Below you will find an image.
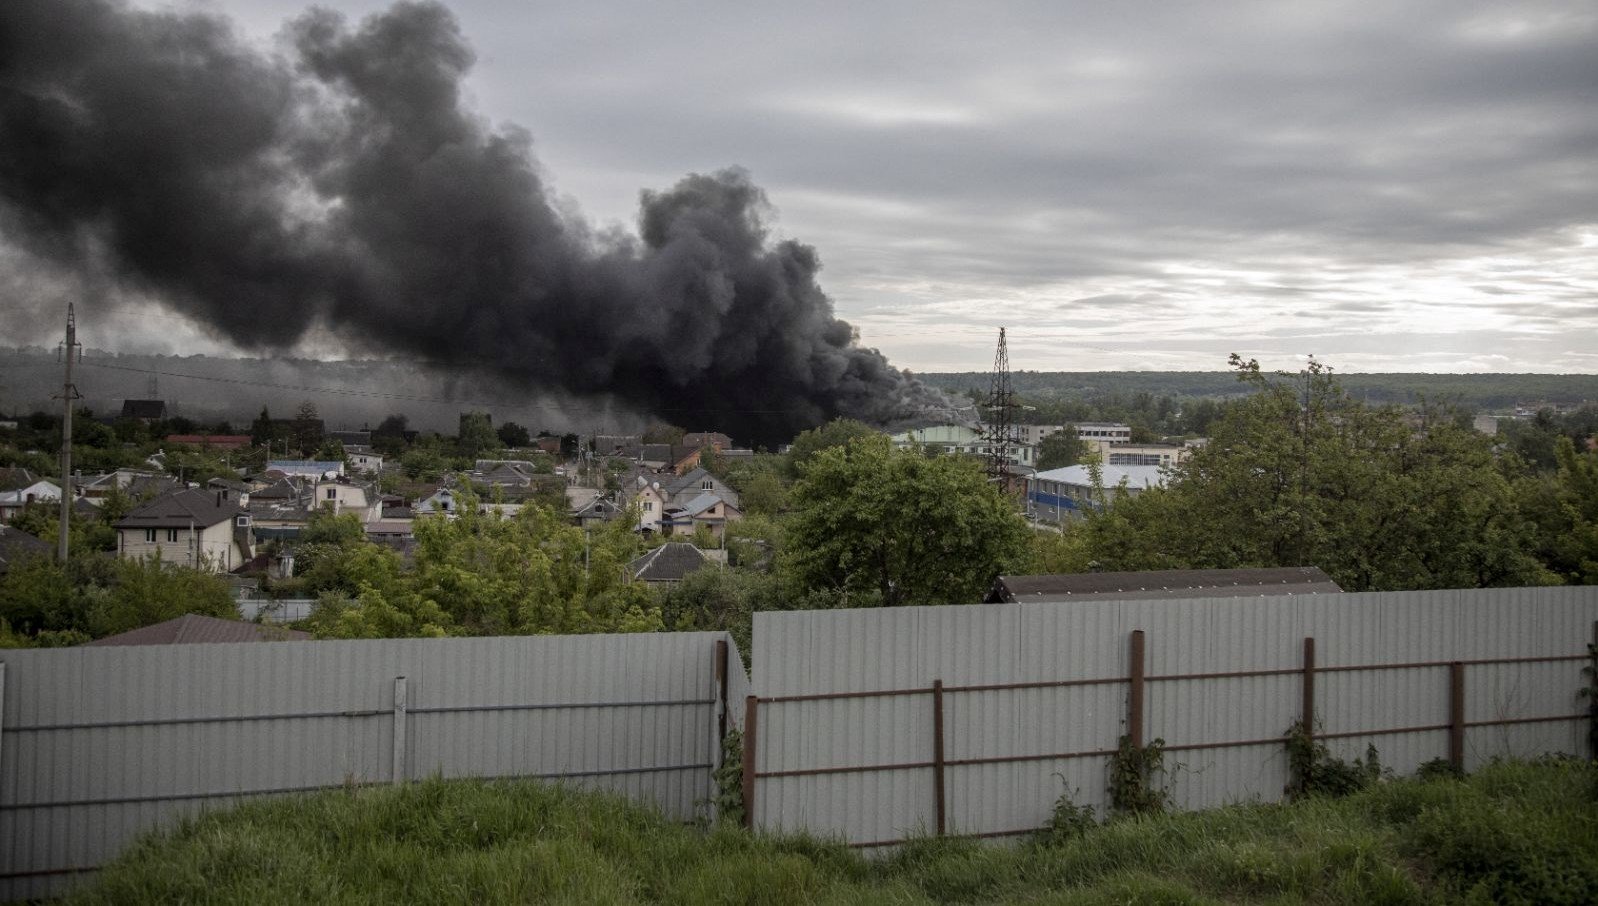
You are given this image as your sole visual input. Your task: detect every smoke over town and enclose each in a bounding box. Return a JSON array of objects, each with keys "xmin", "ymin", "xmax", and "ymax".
[{"xmin": 0, "ymin": 0, "xmax": 943, "ymax": 445}]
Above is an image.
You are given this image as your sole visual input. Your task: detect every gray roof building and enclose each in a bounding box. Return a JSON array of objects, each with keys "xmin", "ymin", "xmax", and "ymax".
[
  {"xmin": 626, "ymin": 542, "xmax": 715, "ymax": 583},
  {"xmin": 0, "ymin": 524, "xmax": 50, "ymax": 574},
  {"xmin": 83, "ymin": 614, "xmax": 309, "ymax": 646},
  {"xmin": 986, "ymin": 567, "xmax": 1344, "ymax": 604}
]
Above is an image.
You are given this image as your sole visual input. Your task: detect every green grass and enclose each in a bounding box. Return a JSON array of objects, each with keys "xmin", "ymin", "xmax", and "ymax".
[{"xmin": 73, "ymin": 759, "xmax": 1598, "ymax": 905}]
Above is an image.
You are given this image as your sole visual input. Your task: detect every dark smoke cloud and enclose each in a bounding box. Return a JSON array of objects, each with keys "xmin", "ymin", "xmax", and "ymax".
[{"xmin": 0, "ymin": 0, "xmax": 942, "ymax": 446}]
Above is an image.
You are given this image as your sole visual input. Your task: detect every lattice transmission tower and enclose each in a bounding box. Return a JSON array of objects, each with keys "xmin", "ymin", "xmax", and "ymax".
[{"xmin": 983, "ymin": 327, "xmax": 1017, "ymax": 482}]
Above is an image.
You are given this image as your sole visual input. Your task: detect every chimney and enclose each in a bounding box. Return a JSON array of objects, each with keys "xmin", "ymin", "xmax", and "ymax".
[{"xmin": 215, "ymin": 491, "xmax": 222, "ymax": 506}]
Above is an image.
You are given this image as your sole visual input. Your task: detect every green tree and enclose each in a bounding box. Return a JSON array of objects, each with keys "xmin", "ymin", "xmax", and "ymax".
[
  {"xmin": 291, "ymin": 401, "xmax": 323, "ymax": 455},
  {"xmin": 781, "ymin": 435, "xmax": 1030, "ymax": 607},
  {"xmin": 1067, "ymin": 357, "xmax": 1554, "ymax": 591},
  {"xmin": 1037, "ymin": 428, "xmax": 1091, "ymax": 471},
  {"xmin": 89, "ymin": 552, "xmax": 237, "ymax": 637},
  {"xmin": 456, "ymin": 411, "xmax": 500, "ymax": 460},
  {"xmin": 784, "ymin": 418, "xmax": 879, "ymax": 478},
  {"xmin": 496, "ymin": 421, "xmax": 531, "ymax": 448}
]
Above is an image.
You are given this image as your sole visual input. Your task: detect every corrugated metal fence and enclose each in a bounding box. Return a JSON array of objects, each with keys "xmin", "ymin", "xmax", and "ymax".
[
  {"xmin": 746, "ymin": 587, "xmax": 1598, "ymax": 846},
  {"xmin": 0, "ymin": 632, "xmax": 743, "ymax": 901}
]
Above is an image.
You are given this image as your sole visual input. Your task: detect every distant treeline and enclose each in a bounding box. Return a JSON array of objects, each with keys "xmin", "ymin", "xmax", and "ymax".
[{"xmin": 915, "ymin": 371, "xmax": 1598, "ymax": 412}]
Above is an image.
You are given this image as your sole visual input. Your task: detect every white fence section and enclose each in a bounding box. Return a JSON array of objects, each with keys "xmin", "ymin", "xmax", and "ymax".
[
  {"xmin": 0, "ymin": 631, "xmax": 744, "ymax": 901},
  {"xmin": 747, "ymin": 587, "xmax": 1598, "ymax": 846}
]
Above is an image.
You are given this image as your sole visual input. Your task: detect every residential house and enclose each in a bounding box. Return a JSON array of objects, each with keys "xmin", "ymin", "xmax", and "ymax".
[
  {"xmin": 628, "ymin": 478, "xmax": 671, "ymax": 533},
  {"xmin": 1026, "ymin": 463, "xmax": 1167, "ymax": 522},
  {"xmin": 115, "ymin": 488, "xmax": 253, "ymax": 572},
  {"xmin": 0, "ymin": 524, "xmax": 51, "ymax": 574},
  {"xmin": 312, "ymin": 476, "xmax": 381, "ymax": 521},
  {"xmin": 0, "ymin": 479, "xmax": 60, "ymax": 523},
  {"xmin": 415, "ymin": 487, "xmax": 461, "ymax": 516},
  {"xmin": 658, "ymin": 493, "xmax": 743, "ymax": 542},
  {"xmin": 625, "ymin": 542, "xmax": 716, "ymax": 584},
  {"xmin": 346, "ymin": 447, "xmax": 385, "ymax": 474},
  {"xmin": 661, "ymin": 467, "xmax": 741, "ymax": 510},
  {"xmin": 266, "ymin": 459, "xmax": 345, "ymax": 478},
  {"xmin": 572, "ymin": 495, "xmax": 623, "ymax": 528}
]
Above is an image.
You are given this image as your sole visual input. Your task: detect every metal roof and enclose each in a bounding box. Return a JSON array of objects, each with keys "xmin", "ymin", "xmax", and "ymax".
[
  {"xmin": 83, "ymin": 614, "xmax": 310, "ymax": 646},
  {"xmin": 0, "ymin": 524, "xmax": 51, "ymax": 573},
  {"xmin": 626, "ymin": 542, "xmax": 713, "ymax": 582},
  {"xmin": 114, "ymin": 488, "xmax": 244, "ymax": 529},
  {"xmin": 987, "ymin": 567, "xmax": 1344, "ymax": 603},
  {"xmin": 1029, "ymin": 463, "xmax": 1168, "ymax": 488}
]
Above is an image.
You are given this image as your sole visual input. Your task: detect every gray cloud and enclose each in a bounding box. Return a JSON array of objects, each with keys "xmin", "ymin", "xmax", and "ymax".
[{"xmin": 5, "ymin": 0, "xmax": 1596, "ymax": 378}]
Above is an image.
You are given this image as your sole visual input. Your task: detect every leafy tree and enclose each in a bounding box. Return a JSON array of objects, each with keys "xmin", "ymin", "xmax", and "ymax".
[
  {"xmin": 781, "ymin": 435, "xmax": 1030, "ymax": 607},
  {"xmin": 306, "ymin": 492, "xmax": 661, "ymax": 639},
  {"xmin": 642, "ymin": 423, "xmax": 686, "ymax": 446},
  {"xmin": 89, "ymin": 552, "xmax": 236, "ymax": 637},
  {"xmin": 291, "ymin": 401, "xmax": 322, "ymax": 455},
  {"xmin": 1066, "ymin": 357, "xmax": 1555, "ymax": 591},
  {"xmin": 656, "ymin": 567, "xmax": 778, "ymax": 653},
  {"xmin": 456, "ymin": 411, "xmax": 500, "ymax": 460},
  {"xmin": 496, "ymin": 421, "xmax": 531, "ymax": 448},
  {"xmin": 316, "ymin": 438, "xmax": 346, "ymax": 463},
  {"xmin": 0, "ymin": 551, "xmax": 233, "ymax": 641},
  {"xmin": 728, "ymin": 459, "xmax": 789, "ymax": 516},
  {"xmin": 1037, "ymin": 428, "xmax": 1091, "ymax": 471},
  {"xmin": 785, "ymin": 418, "xmax": 879, "ymax": 478},
  {"xmin": 372, "ymin": 413, "xmax": 410, "ymax": 456}
]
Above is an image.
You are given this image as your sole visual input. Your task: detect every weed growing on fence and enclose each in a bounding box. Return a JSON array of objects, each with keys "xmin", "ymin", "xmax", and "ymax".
[
  {"xmin": 1032, "ymin": 775, "xmax": 1097, "ymax": 846},
  {"xmin": 1583, "ymin": 637, "xmax": 1597, "ymax": 760},
  {"xmin": 1285, "ymin": 719, "xmax": 1385, "ymax": 799},
  {"xmin": 713, "ymin": 728, "xmax": 744, "ymax": 826},
  {"xmin": 1108, "ymin": 734, "xmax": 1169, "ymax": 816}
]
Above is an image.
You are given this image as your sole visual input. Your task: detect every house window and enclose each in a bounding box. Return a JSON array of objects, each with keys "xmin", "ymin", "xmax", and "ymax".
[
  {"xmin": 701, "ymin": 479, "xmax": 713, "ymax": 490},
  {"xmin": 326, "ymin": 489, "xmax": 337, "ymax": 500},
  {"xmin": 144, "ymin": 529, "xmax": 156, "ymax": 543},
  {"xmin": 643, "ymin": 501, "xmax": 653, "ymax": 512},
  {"xmin": 166, "ymin": 528, "xmax": 178, "ymax": 543},
  {"xmin": 236, "ymin": 515, "xmax": 251, "ymax": 527}
]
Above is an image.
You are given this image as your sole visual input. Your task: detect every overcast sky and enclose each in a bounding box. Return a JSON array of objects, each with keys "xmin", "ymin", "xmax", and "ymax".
[{"xmin": 17, "ymin": 0, "xmax": 1598, "ymax": 374}]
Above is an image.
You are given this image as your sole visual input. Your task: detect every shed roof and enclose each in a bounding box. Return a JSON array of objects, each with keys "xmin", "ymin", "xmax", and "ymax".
[
  {"xmin": 626, "ymin": 542, "xmax": 713, "ymax": 583},
  {"xmin": 83, "ymin": 614, "xmax": 309, "ymax": 646},
  {"xmin": 987, "ymin": 567, "xmax": 1343, "ymax": 603},
  {"xmin": 0, "ymin": 524, "xmax": 51, "ymax": 574}
]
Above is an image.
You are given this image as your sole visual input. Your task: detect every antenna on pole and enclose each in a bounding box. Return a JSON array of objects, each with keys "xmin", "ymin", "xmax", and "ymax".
[
  {"xmin": 54, "ymin": 303, "xmax": 83, "ymax": 563},
  {"xmin": 982, "ymin": 327, "xmax": 1016, "ymax": 483}
]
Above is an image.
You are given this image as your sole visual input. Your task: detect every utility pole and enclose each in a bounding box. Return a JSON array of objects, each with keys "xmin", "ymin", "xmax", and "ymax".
[{"xmin": 55, "ymin": 303, "xmax": 82, "ymax": 563}]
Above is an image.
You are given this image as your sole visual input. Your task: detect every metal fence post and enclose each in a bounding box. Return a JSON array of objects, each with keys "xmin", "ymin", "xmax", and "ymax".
[
  {"xmin": 1449, "ymin": 662, "xmax": 1466, "ymax": 772},
  {"xmin": 741, "ymin": 695, "xmax": 759, "ymax": 830},
  {"xmin": 392, "ymin": 676, "xmax": 408, "ymax": 785},
  {"xmin": 1302, "ymin": 637, "xmax": 1316, "ymax": 738},
  {"xmin": 1129, "ymin": 630, "xmax": 1146, "ymax": 748},
  {"xmin": 932, "ymin": 679, "xmax": 947, "ymax": 836}
]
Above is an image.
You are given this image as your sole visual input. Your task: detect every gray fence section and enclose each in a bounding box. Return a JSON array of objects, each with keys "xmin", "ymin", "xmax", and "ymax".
[
  {"xmin": 748, "ymin": 587, "xmax": 1598, "ymax": 846},
  {"xmin": 0, "ymin": 632, "xmax": 736, "ymax": 901}
]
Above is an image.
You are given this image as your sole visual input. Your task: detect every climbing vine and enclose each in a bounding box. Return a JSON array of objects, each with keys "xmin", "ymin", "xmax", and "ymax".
[
  {"xmin": 1108, "ymin": 734, "xmax": 1169, "ymax": 816},
  {"xmin": 713, "ymin": 728, "xmax": 744, "ymax": 826},
  {"xmin": 1284, "ymin": 719, "xmax": 1384, "ymax": 799}
]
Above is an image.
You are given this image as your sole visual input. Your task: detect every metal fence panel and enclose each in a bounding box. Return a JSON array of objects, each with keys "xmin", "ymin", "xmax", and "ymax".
[
  {"xmin": 750, "ymin": 587, "xmax": 1598, "ymax": 846},
  {"xmin": 0, "ymin": 631, "xmax": 736, "ymax": 901}
]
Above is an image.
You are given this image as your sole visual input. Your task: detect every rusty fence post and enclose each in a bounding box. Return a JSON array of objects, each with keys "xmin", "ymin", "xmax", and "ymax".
[
  {"xmin": 741, "ymin": 695, "xmax": 759, "ymax": 830},
  {"xmin": 1129, "ymin": 630, "xmax": 1146, "ymax": 748},
  {"xmin": 1449, "ymin": 662, "xmax": 1466, "ymax": 772},
  {"xmin": 1302, "ymin": 637, "xmax": 1316, "ymax": 737},
  {"xmin": 932, "ymin": 679, "xmax": 947, "ymax": 836},
  {"xmin": 714, "ymin": 639, "xmax": 729, "ymax": 741}
]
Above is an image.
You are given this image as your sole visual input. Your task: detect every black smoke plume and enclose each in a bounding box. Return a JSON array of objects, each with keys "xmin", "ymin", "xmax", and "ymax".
[{"xmin": 0, "ymin": 0, "xmax": 943, "ymax": 446}]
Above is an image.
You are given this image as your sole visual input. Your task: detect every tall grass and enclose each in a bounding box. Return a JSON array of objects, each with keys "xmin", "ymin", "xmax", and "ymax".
[{"xmin": 72, "ymin": 759, "xmax": 1597, "ymax": 905}]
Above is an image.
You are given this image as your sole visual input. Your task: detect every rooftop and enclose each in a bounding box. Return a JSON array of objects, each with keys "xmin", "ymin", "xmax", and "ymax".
[{"xmin": 986, "ymin": 567, "xmax": 1344, "ymax": 603}]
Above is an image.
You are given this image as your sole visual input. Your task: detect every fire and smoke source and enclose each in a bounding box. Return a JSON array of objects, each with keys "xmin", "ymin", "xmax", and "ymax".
[{"xmin": 0, "ymin": 0, "xmax": 943, "ymax": 446}]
